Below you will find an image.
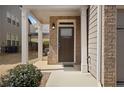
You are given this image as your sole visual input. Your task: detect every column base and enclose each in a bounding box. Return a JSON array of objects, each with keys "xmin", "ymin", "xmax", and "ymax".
[
  {"xmin": 81, "ymin": 65, "xmax": 88, "ymax": 73},
  {"xmin": 38, "ymin": 55, "xmax": 42, "ymax": 61}
]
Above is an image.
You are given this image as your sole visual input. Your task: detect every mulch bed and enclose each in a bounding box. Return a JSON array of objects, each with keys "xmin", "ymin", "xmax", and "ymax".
[{"xmin": 40, "ymin": 72, "xmax": 51, "ymax": 87}]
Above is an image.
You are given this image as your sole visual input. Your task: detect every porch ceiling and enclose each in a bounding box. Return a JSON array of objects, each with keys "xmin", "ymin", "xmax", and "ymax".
[{"xmin": 24, "ymin": 5, "xmax": 82, "ymax": 24}]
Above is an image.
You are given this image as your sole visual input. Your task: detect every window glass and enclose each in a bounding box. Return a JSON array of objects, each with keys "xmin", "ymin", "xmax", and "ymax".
[{"xmin": 60, "ymin": 28, "xmax": 72, "ymax": 37}]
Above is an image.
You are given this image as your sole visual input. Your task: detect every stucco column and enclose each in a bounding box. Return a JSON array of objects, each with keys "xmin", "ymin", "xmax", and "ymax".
[
  {"xmin": 21, "ymin": 8, "xmax": 29, "ymax": 64},
  {"xmin": 38, "ymin": 24, "xmax": 43, "ymax": 61},
  {"xmin": 81, "ymin": 6, "xmax": 88, "ymax": 72}
]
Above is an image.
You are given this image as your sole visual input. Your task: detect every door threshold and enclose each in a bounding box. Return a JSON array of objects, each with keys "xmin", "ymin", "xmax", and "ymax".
[
  {"xmin": 63, "ymin": 64, "xmax": 74, "ymax": 67},
  {"xmin": 60, "ymin": 62, "xmax": 74, "ymax": 67},
  {"xmin": 59, "ymin": 62, "xmax": 74, "ymax": 65}
]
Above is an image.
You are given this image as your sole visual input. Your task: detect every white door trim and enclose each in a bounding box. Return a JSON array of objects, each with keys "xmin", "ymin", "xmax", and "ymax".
[
  {"xmin": 97, "ymin": 5, "xmax": 102, "ymax": 82},
  {"xmin": 57, "ymin": 19, "xmax": 76, "ymax": 63}
]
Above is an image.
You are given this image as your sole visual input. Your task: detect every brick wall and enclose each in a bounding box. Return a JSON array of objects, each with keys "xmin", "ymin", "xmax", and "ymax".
[
  {"xmin": 48, "ymin": 16, "xmax": 81, "ymax": 64},
  {"xmin": 102, "ymin": 5, "xmax": 117, "ymax": 87}
]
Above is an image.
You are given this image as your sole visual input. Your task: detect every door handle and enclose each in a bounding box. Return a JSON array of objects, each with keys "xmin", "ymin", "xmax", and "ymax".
[{"xmin": 87, "ymin": 56, "xmax": 91, "ymax": 64}]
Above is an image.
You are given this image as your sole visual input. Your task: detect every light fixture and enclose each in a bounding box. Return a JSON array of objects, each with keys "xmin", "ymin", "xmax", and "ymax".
[
  {"xmin": 18, "ymin": 5, "xmax": 23, "ymax": 10},
  {"xmin": 52, "ymin": 23, "xmax": 55, "ymax": 30}
]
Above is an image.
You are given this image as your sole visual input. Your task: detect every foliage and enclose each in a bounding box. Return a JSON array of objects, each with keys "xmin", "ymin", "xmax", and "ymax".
[
  {"xmin": 43, "ymin": 39, "xmax": 49, "ymax": 49},
  {"xmin": 0, "ymin": 64, "xmax": 43, "ymax": 87}
]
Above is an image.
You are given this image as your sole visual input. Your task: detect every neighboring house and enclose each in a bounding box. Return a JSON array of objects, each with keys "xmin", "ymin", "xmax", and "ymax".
[
  {"xmin": 0, "ymin": 6, "xmax": 21, "ymax": 52},
  {"xmin": 1, "ymin": 5, "xmax": 124, "ymax": 87}
]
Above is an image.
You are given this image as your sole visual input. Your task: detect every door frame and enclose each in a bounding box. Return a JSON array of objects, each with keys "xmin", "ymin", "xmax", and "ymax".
[{"xmin": 57, "ymin": 19, "xmax": 76, "ymax": 63}]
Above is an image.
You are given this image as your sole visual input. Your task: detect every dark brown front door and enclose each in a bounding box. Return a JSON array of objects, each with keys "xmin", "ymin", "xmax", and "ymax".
[{"xmin": 58, "ymin": 27, "xmax": 74, "ymax": 62}]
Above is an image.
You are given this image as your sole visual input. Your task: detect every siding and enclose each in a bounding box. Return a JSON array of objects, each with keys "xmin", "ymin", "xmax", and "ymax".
[{"xmin": 88, "ymin": 5, "xmax": 97, "ymax": 77}]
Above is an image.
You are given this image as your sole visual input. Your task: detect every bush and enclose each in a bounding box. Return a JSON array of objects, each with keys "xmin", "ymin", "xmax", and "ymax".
[
  {"xmin": 0, "ymin": 64, "xmax": 43, "ymax": 87},
  {"xmin": 43, "ymin": 40, "xmax": 49, "ymax": 49}
]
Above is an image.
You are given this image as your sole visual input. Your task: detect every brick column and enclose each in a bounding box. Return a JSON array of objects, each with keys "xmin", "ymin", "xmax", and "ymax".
[{"xmin": 102, "ymin": 5, "xmax": 117, "ymax": 87}]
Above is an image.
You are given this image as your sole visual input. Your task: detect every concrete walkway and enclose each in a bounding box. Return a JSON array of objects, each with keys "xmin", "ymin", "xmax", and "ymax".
[
  {"xmin": 46, "ymin": 71, "xmax": 100, "ymax": 87},
  {"xmin": 34, "ymin": 60, "xmax": 100, "ymax": 87}
]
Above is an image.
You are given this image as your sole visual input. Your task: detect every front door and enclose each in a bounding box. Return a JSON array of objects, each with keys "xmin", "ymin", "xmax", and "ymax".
[{"xmin": 58, "ymin": 27, "xmax": 74, "ymax": 62}]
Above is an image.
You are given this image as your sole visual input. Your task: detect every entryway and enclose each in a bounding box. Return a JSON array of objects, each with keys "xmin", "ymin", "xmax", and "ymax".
[
  {"xmin": 58, "ymin": 27, "xmax": 74, "ymax": 63},
  {"xmin": 57, "ymin": 20, "xmax": 76, "ymax": 66}
]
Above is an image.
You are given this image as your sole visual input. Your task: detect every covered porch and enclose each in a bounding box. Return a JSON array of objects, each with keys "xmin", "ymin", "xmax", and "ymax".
[{"xmin": 0, "ymin": 5, "xmax": 101, "ymax": 86}]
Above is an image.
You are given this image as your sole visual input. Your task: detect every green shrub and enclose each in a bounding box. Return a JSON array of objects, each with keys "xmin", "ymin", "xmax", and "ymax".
[
  {"xmin": 43, "ymin": 40, "xmax": 49, "ymax": 49},
  {"xmin": 0, "ymin": 64, "xmax": 43, "ymax": 87}
]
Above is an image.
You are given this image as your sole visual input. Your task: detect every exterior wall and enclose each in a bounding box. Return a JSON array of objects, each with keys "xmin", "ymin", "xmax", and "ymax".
[
  {"xmin": 87, "ymin": 5, "xmax": 117, "ymax": 86},
  {"xmin": 88, "ymin": 5, "xmax": 97, "ymax": 78},
  {"xmin": 101, "ymin": 5, "xmax": 117, "ymax": 87},
  {"xmin": 0, "ymin": 6, "xmax": 21, "ymax": 49},
  {"xmin": 48, "ymin": 16, "xmax": 81, "ymax": 64}
]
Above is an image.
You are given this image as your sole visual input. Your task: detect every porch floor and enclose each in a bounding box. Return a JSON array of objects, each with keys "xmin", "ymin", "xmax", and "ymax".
[
  {"xmin": 46, "ymin": 71, "xmax": 99, "ymax": 87},
  {"xmin": 34, "ymin": 60, "xmax": 100, "ymax": 87}
]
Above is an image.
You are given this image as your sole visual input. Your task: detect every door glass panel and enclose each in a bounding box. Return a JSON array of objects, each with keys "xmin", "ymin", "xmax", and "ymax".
[{"xmin": 60, "ymin": 28, "xmax": 72, "ymax": 37}]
